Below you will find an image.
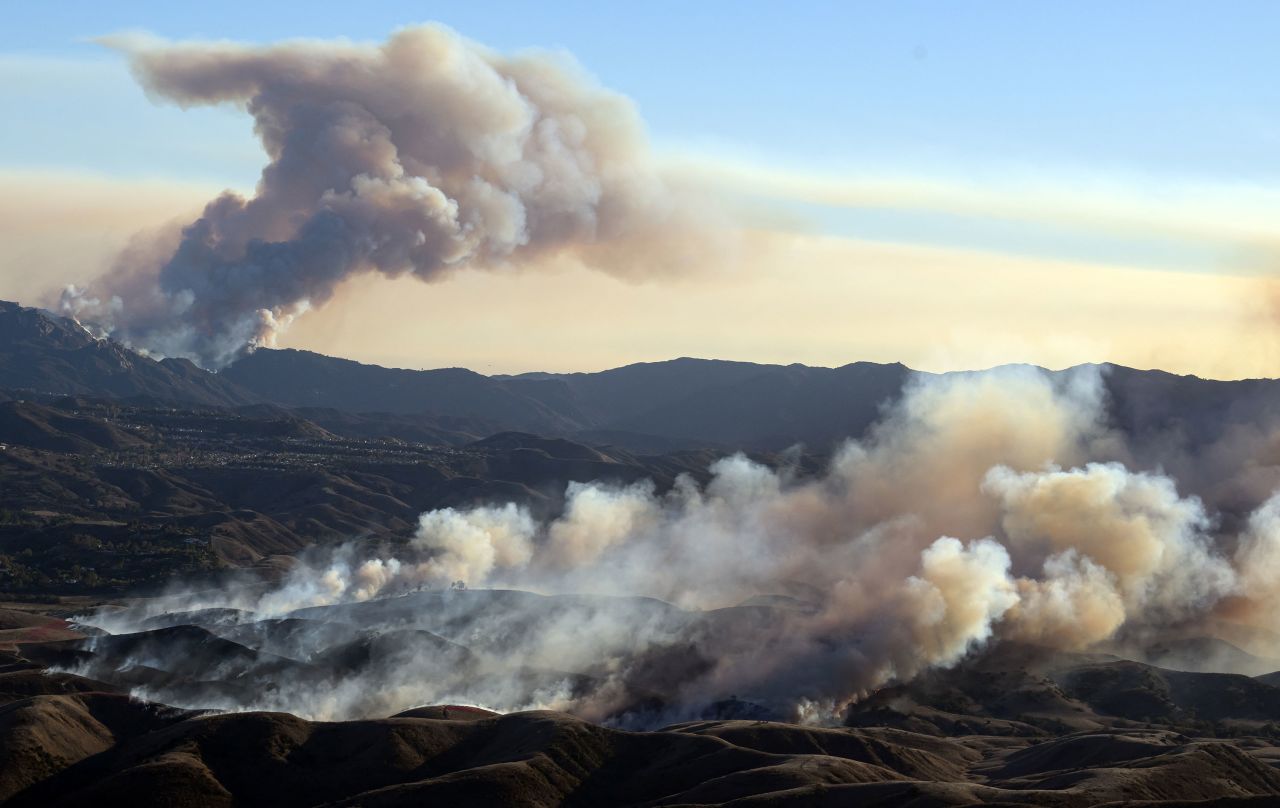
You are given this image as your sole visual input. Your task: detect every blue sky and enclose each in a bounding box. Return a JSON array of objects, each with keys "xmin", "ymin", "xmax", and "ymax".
[
  {"xmin": 6, "ymin": 1, "xmax": 1280, "ymax": 186},
  {"xmin": 2, "ymin": 2, "xmax": 1279, "ymax": 375}
]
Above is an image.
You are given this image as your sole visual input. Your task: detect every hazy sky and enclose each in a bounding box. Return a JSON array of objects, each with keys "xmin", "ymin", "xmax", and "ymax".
[{"xmin": 3, "ymin": 2, "xmax": 1280, "ymax": 376}]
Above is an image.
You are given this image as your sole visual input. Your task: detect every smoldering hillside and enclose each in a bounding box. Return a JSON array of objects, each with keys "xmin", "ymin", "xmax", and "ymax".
[
  {"xmin": 27, "ymin": 362, "xmax": 1280, "ymax": 730},
  {"xmin": 13, "ymin": 336, "xmax": 1280, "ymax": 806}
]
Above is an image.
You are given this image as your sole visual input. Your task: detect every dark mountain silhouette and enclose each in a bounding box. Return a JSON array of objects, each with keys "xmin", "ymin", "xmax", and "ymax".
[
  {"xmin": 220, "ymin": 348, "xmax": 583, "ymax": 434},
  {"xmin": 0, "ymin": 302, "xmax": 256, "ymax": 407},
  {"xmin": 215, "ymin": 349, "xmax": 1280, "ymax": 458},
  {"xmin": 223, "ymin": 349, "xmax": 914, "ymax": 451},
  {"xmin": 595, "ymin": 360, "xmax": 910, "ymax": 448},
  {"xmin": 9, "ymin": 298, "xmax": 1280, "ymax": 458}
]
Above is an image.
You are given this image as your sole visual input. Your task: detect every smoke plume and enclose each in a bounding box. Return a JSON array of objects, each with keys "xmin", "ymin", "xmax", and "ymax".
[
  {"xmin": 59, "ymin": 25, "xmax": 720, "ymax": 367},
  {"xmin": 77, "ymin": 366, "xmax": 1280, "ymax": 725}
]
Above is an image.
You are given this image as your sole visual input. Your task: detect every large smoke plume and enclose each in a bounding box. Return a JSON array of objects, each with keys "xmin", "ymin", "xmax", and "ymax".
[
  {"xmin": 60, "ymin": 25, "xmax": 719, "ymax": 367},
  {"xmin": 81, "ymin": 366, "xmax": 1280, "ymax": 725}
]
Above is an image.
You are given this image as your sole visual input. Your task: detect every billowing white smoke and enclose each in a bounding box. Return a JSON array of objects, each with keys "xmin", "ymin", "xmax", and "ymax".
[
  {"xmin": 90, "ymin": 365, "xmax": 1280, "ymax": 723},
  {"xmin": 60, "ymin": 25, "xmax": 722, "ymax": 367},
  {"xmin": 986, "ymin": 463, "xmax": 1236, "ymax": 636},
  {"xmin": 1222, "ymin": 493, "xmax": 1280, "ymax": 628},
  {"xmin": 415, "ymin": 502, "xmax": 537, "ymax": 584}
]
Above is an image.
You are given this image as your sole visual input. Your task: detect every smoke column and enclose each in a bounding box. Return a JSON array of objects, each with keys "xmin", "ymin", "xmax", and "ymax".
[
  {"xmin": 60, "ymin": 25, "xmax": 720, "ymax": 367},
  {"xmin": 81, "ymin": 366, "xmax": 1280, "ymax": 724}
]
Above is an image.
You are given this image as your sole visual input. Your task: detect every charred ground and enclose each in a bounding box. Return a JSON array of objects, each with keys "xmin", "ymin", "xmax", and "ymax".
[{"xmin": 10, "ymin": 603, "xmax": 1280, "ymax": 806}]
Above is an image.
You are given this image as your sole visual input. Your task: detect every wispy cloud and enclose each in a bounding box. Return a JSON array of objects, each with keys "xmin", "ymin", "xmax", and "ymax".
[
  {"xmin": 675, "ymin": 155, "xmax": 1280, "ymax": 269},
  {"xmin": 0, "ymin": 166, "xmax": 1272, "ymax": 380}
]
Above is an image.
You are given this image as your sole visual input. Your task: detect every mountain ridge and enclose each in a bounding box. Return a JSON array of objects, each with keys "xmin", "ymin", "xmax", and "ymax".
[
  {"xmin": 0, "ymin": 301, "xmax": 257, "ymax": 408},
  {"xmin": 7, "ymin": 299, "xmax": 1280, "ymax": 456}
]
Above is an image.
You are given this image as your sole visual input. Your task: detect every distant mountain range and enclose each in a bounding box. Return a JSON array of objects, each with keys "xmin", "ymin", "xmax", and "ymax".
[
  {"xmin": 219, "ymin": 347, "xmax": 913, "ymax": 451},
  {"xmin": 4, "ymin": 299, "xmax": 1280, "ymax": 455},
  {"xmin": 11, "ymin": 303, "xmax": 1280, "ymax": 806}
]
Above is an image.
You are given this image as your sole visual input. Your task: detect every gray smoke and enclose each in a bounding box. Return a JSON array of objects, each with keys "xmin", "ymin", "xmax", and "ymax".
[
  {"xmin": 59, "ymin": 25, "xmax": 721, "ymax": 367},
  {"xmin": 76, "ymin": 366, "xmax": 1280, "ymax": 725}
]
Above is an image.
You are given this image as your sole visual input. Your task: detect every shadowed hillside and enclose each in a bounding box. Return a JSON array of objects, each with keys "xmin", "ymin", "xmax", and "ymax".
[
  {"xmin": 7, "ymin": 604, "xmax": 1280, "ymax": 806},
  {"xmin": 10, "ymin": 300, "xmax": 1280, "ymax": 460},
  {"xmin": 0, "ymin": 302, "xmax": 256, "ymax": 407}
]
